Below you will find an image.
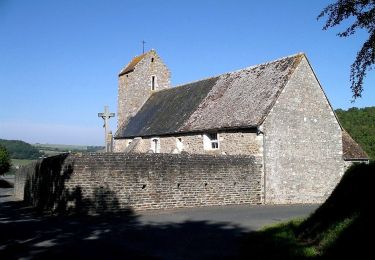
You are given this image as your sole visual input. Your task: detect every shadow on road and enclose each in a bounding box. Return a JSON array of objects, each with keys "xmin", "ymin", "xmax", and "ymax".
[
  {"xmin": 0, "ymin": 200, "xmax": 250, "ymax": 259},
  {"xmin": 0, "ymin": 179, "xmax": 13, "ymax": 188}
]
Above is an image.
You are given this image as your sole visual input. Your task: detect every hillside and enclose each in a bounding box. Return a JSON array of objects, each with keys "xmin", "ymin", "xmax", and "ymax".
[
  {"xmin": 335, "ymin": 106, "xmax": 375, "ymax": 159},
  {"xmin": 0, "ymin": 139, "xmax": 104, "ymax": 174},
  {"xmin": 0, "ymin": 139, "xmax": 43, "ymax": 159}
]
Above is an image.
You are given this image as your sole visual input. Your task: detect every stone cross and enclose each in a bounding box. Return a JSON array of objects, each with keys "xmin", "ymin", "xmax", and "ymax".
[{"xmin": 98, "ymin": 106, "xmax": 115, "ymax": 152}]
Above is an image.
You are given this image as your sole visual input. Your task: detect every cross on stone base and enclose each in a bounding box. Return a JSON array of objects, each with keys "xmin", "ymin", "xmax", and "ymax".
[{"xmin": 98, "ymin": 106, "xmax": 115, "ymax": 152}]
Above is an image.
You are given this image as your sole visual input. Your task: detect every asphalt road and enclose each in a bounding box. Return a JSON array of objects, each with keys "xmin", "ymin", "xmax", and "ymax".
[
  {"xmin": 138, "ymin": 203, "xmax": 318, "ymax": 231},
  {"xmin": 0, "ymin": 177, "xmax": 319, "ymax": 259}
]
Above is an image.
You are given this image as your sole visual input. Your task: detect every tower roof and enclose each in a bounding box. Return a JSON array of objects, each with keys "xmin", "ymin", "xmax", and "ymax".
[{"xmin": 119, "ymin": 51, "xmax": 152, "ymax": 76}]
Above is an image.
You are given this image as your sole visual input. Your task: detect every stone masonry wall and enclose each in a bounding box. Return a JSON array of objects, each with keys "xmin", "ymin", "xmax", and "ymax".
[
  {"xmin": 14, "ymin": 162, "xmax": 37, "ymax": 200},
  {"xmin": 14, "ymin": 153, "xmax": 262, "ymax": 213},
  {"xmin": 115, "ymin": 131, "xmax": 263, "ymax": 156},
  {"xmin": 117, "ymin": 50, "xmax": 171, "ymax": 130},
  {"xmin": 262, "ymin": 56, "xmax": 344, "ymax": 204}
]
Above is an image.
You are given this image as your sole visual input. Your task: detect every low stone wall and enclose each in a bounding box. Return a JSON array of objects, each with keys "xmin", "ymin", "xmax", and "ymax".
[
  {"xmin": 14, "ymin": 162, "xmax": 36, "ymax": 200},
  {"xmin": 14, "ymin": 153, "xmax": 262, "ymax": 213}
]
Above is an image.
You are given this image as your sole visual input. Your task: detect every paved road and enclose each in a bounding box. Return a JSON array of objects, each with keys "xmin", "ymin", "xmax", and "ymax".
[
  {"xmin": 138, "ymin": 203, "xmax": 318, "ymax": 231},
  {"xmin": 0, "ymin": 175, "xmax": 14, "ymax": 203},
  {"xmin": 0, "ymin": 178, "xmax": 319, "ymax": 259}
]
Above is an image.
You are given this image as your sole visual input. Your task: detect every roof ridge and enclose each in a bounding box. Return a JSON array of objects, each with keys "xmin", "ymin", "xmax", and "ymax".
[
  {"xmin": 173, "ymin": 52, "xmax": 305, "ymax": 89},
  {"xmin": 243, "ymin": 52, "xmax": 305, "ymax": 70},
  {"xmin": 119, "ymin": 50, "xmax": 154, "ymax": 76}
]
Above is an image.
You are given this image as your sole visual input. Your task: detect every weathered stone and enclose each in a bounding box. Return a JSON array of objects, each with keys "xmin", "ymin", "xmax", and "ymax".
[{"xmin": 15, "ymin": 153, "xmax": 262, "ymax": 212}]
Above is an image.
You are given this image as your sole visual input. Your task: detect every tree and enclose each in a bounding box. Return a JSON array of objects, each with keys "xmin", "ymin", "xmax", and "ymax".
[
  {"xmin": 0, "ymin": 145, "xmax": 11, "ymax": 175},
  {"xmin": 318, "ymin": 0, "xmax": 375, "ymax": 99}
]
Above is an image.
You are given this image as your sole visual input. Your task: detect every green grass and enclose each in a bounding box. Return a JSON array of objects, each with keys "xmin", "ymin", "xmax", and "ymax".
[
  {"xmin": 32, "ymin": 143, "xmax": 104, "ymax": 154},
  {"xmin": 240, "ymin": 219, "xmax": 319, "ymax": 259},
  {"xmin": 243, "ymin": 215, "xmax": 357, "ymax": 258},
  {"xmin": 38, "ymin": 149, "xmax": 66, "ymax": 156},
  {"xmin": 3, "ymin": 159, "xmax": 37, "ymax": 175},
  {"xmin": 240, "ymin": 162, "xmax": 375, "ymax": 259},
  {"xmin": 11, "ymin": 159, "xmax": 36, "ymax": 167},
  {"xmin": 317, "ymin": 215, "xmax": 357, "ymax": 250},
  {"xmin": 33, "ymin": 143, "xmax": 88, "ymax": 151}
]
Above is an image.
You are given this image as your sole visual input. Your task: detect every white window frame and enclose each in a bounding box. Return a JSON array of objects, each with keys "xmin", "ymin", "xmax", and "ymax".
[
  {"xmin": 150, "ymin": 137, "xmax": 160, "ymax": 153},
  {"xmin": 203, "ymin": 133, "xmax": 219, "ymax": 150}
]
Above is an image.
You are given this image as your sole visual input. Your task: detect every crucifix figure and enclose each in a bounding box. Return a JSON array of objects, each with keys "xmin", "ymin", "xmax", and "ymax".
[
  {"xmin": 142, "ymin": 40, "xmax": 146, "ymax": 54},
  {"xmin": 98, "ymin": 106, "xmax": 115, "ymax": 152}
]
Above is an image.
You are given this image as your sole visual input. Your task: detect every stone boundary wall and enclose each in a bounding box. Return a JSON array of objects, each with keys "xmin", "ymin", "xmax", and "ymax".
[{"xmin": 14, "ymin": 153, "xmax": 262, "ymax": 213}]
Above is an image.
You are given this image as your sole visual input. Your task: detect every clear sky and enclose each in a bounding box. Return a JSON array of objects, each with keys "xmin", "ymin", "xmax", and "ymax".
[{"xmin": 0, "ymin": 0, "xmax": 374, "ymax": 146}]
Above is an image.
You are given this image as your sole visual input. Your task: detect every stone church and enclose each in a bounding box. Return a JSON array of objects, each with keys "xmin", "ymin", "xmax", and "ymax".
[{"xmin": 113, "ymin": 50, "xmax": 368, "ymax": 204}]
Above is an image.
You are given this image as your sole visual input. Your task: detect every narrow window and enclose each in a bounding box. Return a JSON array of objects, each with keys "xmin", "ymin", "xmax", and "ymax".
[
  {"xmin": 153, "ymin": 139, "xmax": 158, "ymax": 152},
  {"xmin": 209, "ymin": 133, "xmax": 219, "ymax": 149},
  {"xmin": 151, "ymin": 138, "xmax": 160, "ymax": 153},
  {"xmin": 151, "ymin": 76, "xmax": 155, "ymax": 91},
  {"xmin": 151, "ymin": 57, "xmax": 154, "ymax": 62}
]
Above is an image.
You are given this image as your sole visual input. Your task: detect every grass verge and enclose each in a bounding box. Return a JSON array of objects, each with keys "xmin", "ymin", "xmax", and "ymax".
[{"xmin": 240, "ymin": 161, "xmax": 374, "ymax": 259}]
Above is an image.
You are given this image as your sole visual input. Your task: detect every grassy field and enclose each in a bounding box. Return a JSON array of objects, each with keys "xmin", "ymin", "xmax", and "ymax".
[
  {"xmin": 11, "ymin": 159, "xmax": 36, "ymax": 166},
  {"xmin": 32, "ymin": 143, "xmax": 104, "ymax": 155},
  {"xmin": 33, "ymin": 143, "xmax": 88, "ymax": 151},
  {"xmin": 5, "ymin": 159, "xmax": 37, "ymax": 175}
]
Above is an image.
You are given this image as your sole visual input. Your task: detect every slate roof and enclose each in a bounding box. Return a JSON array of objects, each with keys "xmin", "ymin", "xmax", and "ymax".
[
  {"xmin": 116, "ymin": 53, "xmax": 303, "ymax": 138},
  {"xmin": 119, "ymin": 52, "xmax": 148, "ymax": 76},
  {"xmin": 342, "ymin": 130, "xmax": 368, "ymax": 160}
]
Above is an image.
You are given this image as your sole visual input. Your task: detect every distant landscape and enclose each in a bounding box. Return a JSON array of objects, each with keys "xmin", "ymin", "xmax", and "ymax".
[{"xmin": 0, "ymin": 139, "xmax": 103, "ymax": 174}]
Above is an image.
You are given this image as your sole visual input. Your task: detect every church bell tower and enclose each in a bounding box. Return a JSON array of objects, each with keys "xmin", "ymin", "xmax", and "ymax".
[{"xmin": 116, "ymin": 50, "xmax": 171, "ymax": 131}]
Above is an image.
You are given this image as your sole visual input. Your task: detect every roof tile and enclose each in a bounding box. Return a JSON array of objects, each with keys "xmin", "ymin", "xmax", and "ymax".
[{"xmin": 342, "ymin": 130, "xmax": 368, "ymax": 160}]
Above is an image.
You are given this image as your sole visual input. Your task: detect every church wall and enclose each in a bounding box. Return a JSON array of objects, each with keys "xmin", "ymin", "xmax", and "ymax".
[
  {"xmin": 262, "ymin": 57, "xmax": 344, "ymax": 204},
  {"xmin": 113, "ymin": 139, "xmax": 128, "ymax": 152},
  {"xmin": 117, "ymin": 51, "xmax": 171, "ymax": 130},
  {"xmin": 15, "ymin": 153, "xmax": 263, "ymax": 212},
  {"xmin": 115, "ymin": 131, "xmax": 262, "ymax": 156}
]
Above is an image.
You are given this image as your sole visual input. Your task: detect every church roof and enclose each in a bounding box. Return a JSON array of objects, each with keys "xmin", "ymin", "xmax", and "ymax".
[
  {"xmin": 119, "ymin": 52, "xmax": 148, "ymax": 76},
  {"xmin": 342, "ymin": 130, "xmax": 368, "ymax": 160},
  {"xmin": 116, "ymin": 53, "xmax": 303, "ymax": 138}
]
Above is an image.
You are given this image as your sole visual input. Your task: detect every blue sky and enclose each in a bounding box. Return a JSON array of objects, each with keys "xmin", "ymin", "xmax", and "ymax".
[{"xmin": 0, "ymin": 0, "xmax": 374, "ymax": 145}]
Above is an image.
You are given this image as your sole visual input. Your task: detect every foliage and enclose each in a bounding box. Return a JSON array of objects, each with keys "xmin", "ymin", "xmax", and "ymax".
[
  {"xmin": 0, "ymin": 139, "xmax": 44, "ymax": 160},
  {"xmin": 318, "ymin": 0, "xmax": 375, "ymax": 99},
  {"xmin": 335, "ymin": 106, "xmax": 375, "ymax": 159},
  {"xmin": 0, "ymin": 145, "xmax": 11, "ymax": 175}
]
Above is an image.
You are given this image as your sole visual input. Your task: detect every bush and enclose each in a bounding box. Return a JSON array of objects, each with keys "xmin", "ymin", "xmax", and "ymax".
[{"xmin": 0, "ymin": 145, "xmax": 11, "ymax": 175}]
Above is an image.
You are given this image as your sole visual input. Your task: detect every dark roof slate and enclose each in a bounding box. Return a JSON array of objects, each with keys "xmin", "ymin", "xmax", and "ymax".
[
  {"xmin": 119, "ymin": 77, "xmax": 218, "ymax": 137},
  {"xmin": 116, "ymin": 53, "xmax": 303, "ymax": 138},
  {"xmin": 342, "ymin": 130, "xmax": 368, "ymax": 160}
]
